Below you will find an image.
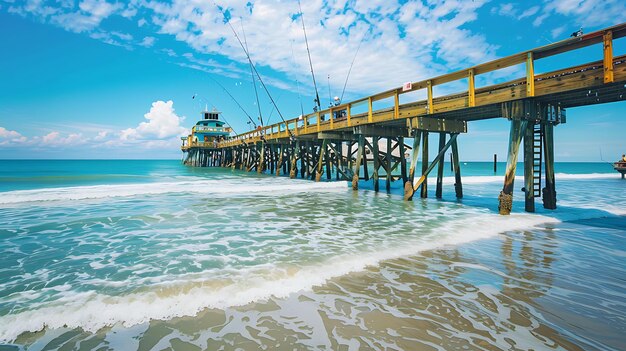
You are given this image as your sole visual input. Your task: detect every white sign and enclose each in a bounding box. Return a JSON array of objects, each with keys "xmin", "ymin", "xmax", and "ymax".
[{"xmin": 402, "ymin": 82, "xmax": 412, "ymax": 92}]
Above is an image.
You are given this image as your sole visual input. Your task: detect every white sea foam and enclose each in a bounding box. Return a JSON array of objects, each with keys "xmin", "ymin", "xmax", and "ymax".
[
  {"xmin": 0, "ymin": 212, "xmax": 558, "ymax": 342},
  {"xmin": 441, "ymin": 173, "xmax": 618, "ymax": 185},
  {"xmin": 0, "ymin": 179, "xmax": 347, "ymax": 204}
]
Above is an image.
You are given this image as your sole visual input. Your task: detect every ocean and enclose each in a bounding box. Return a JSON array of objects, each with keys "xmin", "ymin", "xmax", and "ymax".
[{"xmin": 0, "ymin": 160, "xmax": 624, "ymax": 350}]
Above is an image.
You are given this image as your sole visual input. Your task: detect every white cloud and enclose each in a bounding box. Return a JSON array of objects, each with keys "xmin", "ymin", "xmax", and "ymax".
[
  {"xmin": 0, "ymin": 127, "xmax": 21, "ymax": 139},
  {"xmin": 41, "ymin": 131, "xmax": 85, "ymax": 146},
  {"xmin": 140, "ymin": 36, "xmax": 156, "ymax": 47},
  {"xmin": 537, "ymin": 0, "xmax": 626, "ymax": 27},
  {"xmin": 551, "ymin": 26, "xmax": 566, "ymax": 39},
  {"xmin": 121, "ymin": 100, "xmax": 187, "ymax": 141},
  {"xmin": 0, "ymin": 127, "xmax": 26, "ymax": 146}
]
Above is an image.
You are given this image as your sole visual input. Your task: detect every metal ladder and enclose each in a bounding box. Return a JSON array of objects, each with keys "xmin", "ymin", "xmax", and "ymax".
[{"xmin": 532, "ymin": 124, "xmax": 543, "ymax": 197}]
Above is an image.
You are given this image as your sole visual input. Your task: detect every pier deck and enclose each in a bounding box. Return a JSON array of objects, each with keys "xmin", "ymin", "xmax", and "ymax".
[{"xmin": 182, "ymin": 23, "xmax": 626, "ymax": 214}]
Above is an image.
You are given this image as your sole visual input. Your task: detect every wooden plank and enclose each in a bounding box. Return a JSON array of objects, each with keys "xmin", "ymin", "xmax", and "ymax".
[
  {"xmin": 468, "ymin": 69, "xmax": 475, "ymax": 107},
  {"xmin": 526, "ymin": 52, "xmax": 535, "ymax": 97},
  {"xmin": 604, "ymin": 30, "xmax": 614, "ymax": 83},
  {"xmin": 427, "ymin": 80, "xmax": 434, "ymax": 114}
]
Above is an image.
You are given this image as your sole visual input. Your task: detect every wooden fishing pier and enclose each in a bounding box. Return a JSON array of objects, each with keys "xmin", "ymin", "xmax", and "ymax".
[{"xmin": 182, "ymin": 23, "xmax": 626, "ymax": 214}]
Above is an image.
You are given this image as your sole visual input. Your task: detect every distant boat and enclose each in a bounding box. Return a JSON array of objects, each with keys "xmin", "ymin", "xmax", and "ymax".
[{"xmin": 614, "ymin": 160, "xmax": 626, "ymax": 179}]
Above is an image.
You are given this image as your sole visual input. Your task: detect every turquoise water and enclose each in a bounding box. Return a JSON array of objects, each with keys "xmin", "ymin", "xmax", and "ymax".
[{"xmin": 0, "ymin": 160, "xmax": 625, "ymax": 350}]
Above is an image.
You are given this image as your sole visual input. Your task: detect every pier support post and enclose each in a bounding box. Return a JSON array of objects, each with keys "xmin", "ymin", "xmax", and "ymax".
[
  {"xmin": 300, "ymin": 142, "xmax": 307, "ymax": 179},
  {"xmin": 523, "ymin": 123, "xmax": 535, "ymax": 212},
  {"xmin": 499, "ymin": 119, "xmax": 528, "ymax": 215},
  {"xmin": 325, "ymin": 142, "xmax": 332, "ymax": 180},
  {"xmin": 258, "ymin": 143, "xmax": 265, "ymax": 174},
  {"xmin": 372, "ymin": 136, "xmax": 380, "ymax": 192},
  {"xmin": 276, "ymin": 144, "xmax": 283, "ymax": 176},
  {"xmin": 404, "ymin": 131, "xmax": 421, "ymax": 200},
  {"xmin": 451, "ymin": 136, "xmax": 463, "ymax": 198},
  {"xmin": 290, "ymin": 141, "xmax": 299, "ymax": 179},
  {"xmin": 421, "ymin": 131, "xmax": 429, "ymax": 198},
  {"xmin": 400, "ymin": 137, "xmax": 407, "ymax": 184},
  {"xmin": 353, "ymin": 135, "xmax": 365, "ymax": 190},
  {"xmin": 436, "ymin": 132, "xmax": 446, "ymax": 198},
  {"xmin": 386, "ymin": 137, "xmax": 392, "ymax": 193},
  {"xmin": 315, "ymin": 139, "xmax": 328, "ymax": 182},
  {"xmin": 542, "ymin": 124, "xmax": 557, "ymax": 209},
  {"xmin": 336, "ymin": 141, "xmax": 343, "ymax": 180}
]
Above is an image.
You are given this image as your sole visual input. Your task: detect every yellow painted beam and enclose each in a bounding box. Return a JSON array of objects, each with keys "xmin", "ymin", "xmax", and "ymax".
[
  {"xmin": 317, "ymin": 112, "xmax": 320, "ymax": 132},
  {"xmin": 368, "ymin": 97, "xmax": 373, "ymax": 123},
  {"xmin": 526, "ymin": 52, "xmax": 535, "ymax": 97},
  {"xmin": 468, "ymin": 68, "xmax": 475, "ymax": 107},
  {"xmin": 330, "ymin": 108, "xmax": 334, "ymax": 129},
  {"xmin": 347, "ymin": 104, "xmax": 352, "ymax": 126},
  {"xmin": 604, "ymin": 30, "xmax": 614, "ymax": 83},
  {"xmin": 394, "ymin": 92, "xmax": 399, "ymax": 119},
  {"xmin": 427, "ymin": 80, "xmax": 433, "ymax": 114}
]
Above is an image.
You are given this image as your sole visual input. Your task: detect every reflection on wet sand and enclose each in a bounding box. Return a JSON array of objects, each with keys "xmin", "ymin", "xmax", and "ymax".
[{"xmin": 13, "ymin": 219, "xmax": 625, "ymax": 351}]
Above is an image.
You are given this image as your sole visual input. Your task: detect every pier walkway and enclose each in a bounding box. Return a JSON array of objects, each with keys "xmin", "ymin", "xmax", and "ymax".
[{"xmin": 182, "ymin": 23, "xmax": 626, "ymax": 214}]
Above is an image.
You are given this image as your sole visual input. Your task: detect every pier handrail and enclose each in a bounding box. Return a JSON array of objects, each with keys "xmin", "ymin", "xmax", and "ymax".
[{"xmin": 213, "ymin": 22, "xmax": 626, "ymax": 148}]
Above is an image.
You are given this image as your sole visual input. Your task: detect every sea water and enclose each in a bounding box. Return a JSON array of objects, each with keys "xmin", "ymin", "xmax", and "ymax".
[{"xmin": 0, "ymin": 160, "xmax": 624, "ymax": 350}]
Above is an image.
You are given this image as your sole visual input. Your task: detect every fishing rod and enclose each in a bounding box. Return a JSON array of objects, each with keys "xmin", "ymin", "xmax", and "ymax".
[
  {"xmin": 264, "ymin": 92, "xmax": 284, "ymax": 126},
  {"xmin": 290, "ymin": 41, "xmax": 305, "ymax": 119},
  {"xmin": 240, "ymin": 18, "xmax": 264, "ymax": 127},
  {"xmin": 297, "ymin": 0, "xmax": 321, "ymax": 112},
  {"xmin": 340, "ymin": 29, "xmax": 369, "ymax": 103},
  {"xmin": 599, "ymin": 146, "xmax": 616, "ymax": 166},
  {"xmin": 215, "ymin": 3, "xmax": 293, "ymax": 138},
  {"xmin": 327, "ymin": 74, "xmax": 332, "ymax": 107},
  {"xmin": 203, "ymin": 75, "xmax": 257, "ymax": 128}
]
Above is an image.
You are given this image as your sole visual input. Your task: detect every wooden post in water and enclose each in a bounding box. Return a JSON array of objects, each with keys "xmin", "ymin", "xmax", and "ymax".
[
  {"xmin": 399, "ymin": 137, "xmax": 407, "ymax": 184},
  {"xmin": 543, "ymin": 124, "xmax": 557, "ymax": 209},
  {"xmin": 436, "ymin": 132, "xmax": 446, "ymax": 198},
  {"xmin": 493, "ymin": 154, "xmax": 497, "ymax": 173},
  {"xmin": 300, "ymin": 142, "xmax": 306, "ymax": 178},
  {"xmin": 372, "ymin": 136, "xmax": 380, "ymax": 192},
  {"xmin": 353, "ymin": 135, "xmax": 364, "ymax": 190},
  {"xmin": 386, "ymin": 137, "xmax": 392, "ymax": 193},
  {"xmin": 404, "ymin": 131, "xmax": 421, "ymax": 200},
  {"xmin": 315, "ymin": 139, "xmax": 327, "ymax": 182},
  {"xmin": 257, "ymin": 142, "xmax": 265, "ymax": 174},
  {"xmin": 451, "ymin": 135, "xmax": 463, "ymax": 198},
  {"xmin": 363, "ymin": 137, "xmax": 372, "ymax": 181},
  {"xmin": 523, "ymin": 122, "xmax": 535, "ymax": 212},
  {"xmin": 336, "ymin": 141, "xmax": 342, "ymax": 180},
  {"xmin": 420, "ymin": 131, "xmax": 429, "ymax": 198},
  {"xmin": 499, "ymin": 119, "xmax": 528, "ymax": 215},
  {"xmin": 325, "ymin": 142, "xmax": 332, "ymax": 180},
  {"xmin": 290, "ymin": 142, "xmax": 299, "ymax": 179}
]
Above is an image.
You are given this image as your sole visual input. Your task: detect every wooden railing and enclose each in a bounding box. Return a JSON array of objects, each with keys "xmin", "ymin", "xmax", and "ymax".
[{"xmin": 213, "ymin": 23, "xmax": 626, "ymax": 148}]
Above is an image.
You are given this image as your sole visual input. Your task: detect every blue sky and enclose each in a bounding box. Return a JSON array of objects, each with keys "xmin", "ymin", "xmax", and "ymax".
[{"xmin": 0, "ymin": 0, "xmax": 625, "ymax": 161}]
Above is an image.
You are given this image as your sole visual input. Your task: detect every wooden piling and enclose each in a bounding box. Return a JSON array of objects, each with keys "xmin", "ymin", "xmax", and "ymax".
[
  {"xmin": 404, "ymin": 131, "xmax": 421, "ymax": 200},
  {"xmin": 451, "ymin": 136, "xmax": 463, "ymax": 198},
  {"xmin": 386, "ymin": 138, "xmax": 392, "ymax": 193},
  {"xmin": 372, "ymin": 136, "xmax": 380, "ymax": 192},
  {"xmin": 542, "ymin": 124, "xmax": 557, "ymax": 209},
  {"xmin": 353, "ymin": 135, "xmax": 364, "ymax": 190},
  {"xmin": 499, "ymin": 119, "xmax": 528, "ymax": 215},
  {"xmin": 436, "ymin": 132, "xmax": 445, "ymax": 198},
  {"xmin": 421, "ymin": 131, "xmax": 429, "ymax": 198},
  {"xmin": 523, "ymin": 123, "xmax": 535, "ymax": 212},
  {"xmin": 493, "ymin": 154, "xmax": 497, "ymax": 173}
]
